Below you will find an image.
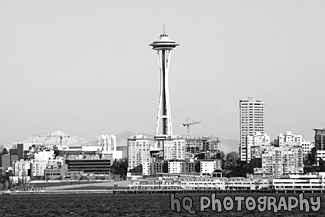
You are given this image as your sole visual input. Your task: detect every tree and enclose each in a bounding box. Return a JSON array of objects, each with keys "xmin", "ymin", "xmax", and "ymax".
[
  {"xmin": 226, "ymin": 152, "xmax": 239, "ymax": 166},
  {"xmin": 162, "ymin": 161, "xmax": 168, "ymax": 173},
  {"xmin": 194, "ymin": 161, "xmax": 200, "ymax": 173},
  {"xmin": 308, "ymin": 147, "xmax": 317, "ymax": 165},
  {"xmin": 226, "ymin": 151, "xmax": 239, "ymax": 162}
]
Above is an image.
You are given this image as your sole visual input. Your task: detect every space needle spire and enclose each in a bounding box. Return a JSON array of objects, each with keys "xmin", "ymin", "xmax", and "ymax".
[{"xmin": 150, "ymin": 27, "xmax": 179, "ymax": 140}]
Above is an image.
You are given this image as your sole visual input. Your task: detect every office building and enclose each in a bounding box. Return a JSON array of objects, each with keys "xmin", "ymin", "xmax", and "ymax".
[{"xmin": 65, "ymin": 157, "xmax": 111, "ymax": 175}]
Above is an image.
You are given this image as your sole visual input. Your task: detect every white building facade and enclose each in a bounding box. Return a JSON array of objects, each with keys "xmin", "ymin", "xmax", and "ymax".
[
  {"xmin": 163, "ymin": 138, "xmax": 186, "ymax": 160},
  {"xmin": 200, "ymin": 160, "xmax": 218, "ymax": 176},
  {"xmin": 168, "ymin": 161, "xmax": 184, "ymax": 174},
  {"xmin": 127, "ymin": 135, "xmax": 151, "ymax": 172}
]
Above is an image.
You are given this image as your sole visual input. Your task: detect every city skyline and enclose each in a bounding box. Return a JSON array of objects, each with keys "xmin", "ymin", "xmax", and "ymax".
[{"xmin": 1, "ymin": 1, "xmax": 325, "ymax": 144}]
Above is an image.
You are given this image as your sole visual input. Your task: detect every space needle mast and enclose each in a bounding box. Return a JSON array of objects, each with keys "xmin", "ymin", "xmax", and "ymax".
[{"xmin": 150, "ymin": 26, "xmax": 179, "ymax": 141}]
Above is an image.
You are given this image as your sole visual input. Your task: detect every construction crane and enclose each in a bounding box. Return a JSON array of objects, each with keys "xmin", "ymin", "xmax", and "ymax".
[{"xmin": 183, "ymin": 117, "xmax": 201, "ymax": 136}]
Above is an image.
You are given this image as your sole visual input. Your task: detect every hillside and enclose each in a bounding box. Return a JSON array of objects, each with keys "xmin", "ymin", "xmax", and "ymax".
[{"xmin": 218, "ymin": 139, "xmax": 240, "ymax": 154}]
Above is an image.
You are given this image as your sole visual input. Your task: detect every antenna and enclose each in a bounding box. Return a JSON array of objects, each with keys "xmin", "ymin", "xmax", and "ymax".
[{"xmin": 163, "ymin": 24, "xmax": 166, "ymax": 35}]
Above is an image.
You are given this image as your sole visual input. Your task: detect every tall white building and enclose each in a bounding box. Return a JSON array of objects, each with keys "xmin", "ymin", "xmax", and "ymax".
[
  {"xmin": 239, "ymin": 98, "xmax": 264, "ymax": 162},
  {"xmin": 127, "ymin": 135, "xmax": 151, "ymax": 172}
]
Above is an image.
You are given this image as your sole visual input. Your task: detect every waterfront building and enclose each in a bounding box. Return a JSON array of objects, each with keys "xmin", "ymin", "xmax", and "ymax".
[
  {"xmin": 239, "ymin": 98, "xmax": 264, "ymax": 162},
  {"xmin": 272, "ymin": 172, "xmax": 325, "ymax": 191},
  {"xmin": 127, "ymin": 135, "xmax": 151, "ymax": 172},
  {"xmin": 128, "ymin": 176, "xmax": 270, "ymax": 191}
]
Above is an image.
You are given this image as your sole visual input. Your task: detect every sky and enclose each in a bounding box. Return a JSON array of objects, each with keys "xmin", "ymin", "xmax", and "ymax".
[{"xmin": 0, "ymin": 0, "xmax": 325, "ymax": 144}]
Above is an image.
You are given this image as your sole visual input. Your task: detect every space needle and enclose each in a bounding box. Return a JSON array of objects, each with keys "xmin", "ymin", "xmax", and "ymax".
[{"xmin": 150, "ymin": 27, "xmax": 179, "ymax": 144}]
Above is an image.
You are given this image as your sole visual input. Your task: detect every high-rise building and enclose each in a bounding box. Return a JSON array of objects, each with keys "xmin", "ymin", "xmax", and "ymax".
[
  {"xmin": 17, "ymin": 143, "xmax": 24, "ymax": 160},
  {"xmin": 127, "ymin": 135, "xmax": 151, "ymax": 172},
  {"xmin": 239, "ymin": 97, "xmax": 264, "ymax": 162},
  {"xmin": 149, "ymin": 29, "xmax": 179, "ymax": 148}
]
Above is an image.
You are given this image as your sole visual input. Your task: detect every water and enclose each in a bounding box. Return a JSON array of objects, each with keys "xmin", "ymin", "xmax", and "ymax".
[{"xmin": 0, "ymin": 193, "xmax": 324, "ymax": 216}]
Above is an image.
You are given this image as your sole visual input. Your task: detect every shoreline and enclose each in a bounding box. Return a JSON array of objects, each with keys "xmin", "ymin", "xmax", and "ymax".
[{"xmin": 3, "ymin": 189, "xmax": 324, "ymax": 195}]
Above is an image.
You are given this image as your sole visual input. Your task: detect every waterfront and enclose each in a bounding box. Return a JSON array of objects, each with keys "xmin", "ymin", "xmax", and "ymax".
[{"xmin": 0, "ymin": 193, "xmax": 324, "ymax": 216}]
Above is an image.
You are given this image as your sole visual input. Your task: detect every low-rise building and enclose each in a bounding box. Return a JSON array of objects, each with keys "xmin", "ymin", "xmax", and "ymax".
[
  {"xmin": 200, "ymin": 160, "xmax": 220, "ymax": 176},
  {"xmin": 168, "ymin": 160, "xmax": 185, "ymax": 174}
]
